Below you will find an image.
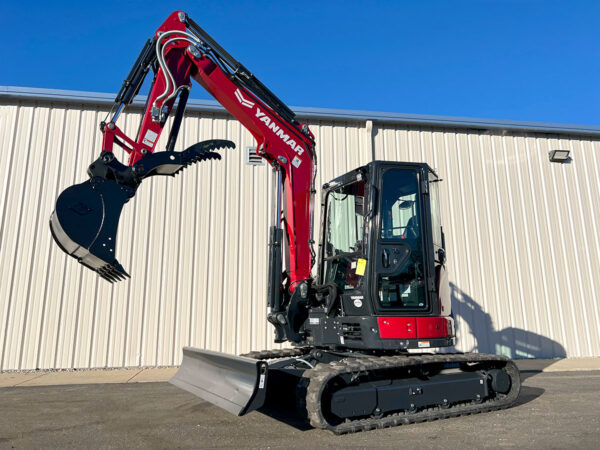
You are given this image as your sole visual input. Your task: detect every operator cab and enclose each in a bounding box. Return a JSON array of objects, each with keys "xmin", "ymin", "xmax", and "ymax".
[{"xmin": 306, "ymin": 161, "xmax": 453, "ymax": 350}]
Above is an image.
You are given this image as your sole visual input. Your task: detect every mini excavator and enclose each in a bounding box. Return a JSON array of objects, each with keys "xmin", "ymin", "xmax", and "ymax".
[{"xmin": 50, "ymin": 11, "xmax": 520, "ymax": 433}]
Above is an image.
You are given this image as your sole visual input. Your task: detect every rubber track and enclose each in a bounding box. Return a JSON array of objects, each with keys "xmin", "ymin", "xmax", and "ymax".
[
  {"xmin": 300, "ymin": 352, "xmax": 521, "ymax": 434},
  {"xmin": 241, "ymin": 347, "xmax": 310, "ymax": 360}
]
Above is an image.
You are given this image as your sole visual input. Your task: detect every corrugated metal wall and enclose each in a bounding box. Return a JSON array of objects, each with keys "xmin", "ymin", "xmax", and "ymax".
[{"xmin": 1, "ymin": 98, "xmax": 599, "ymax": 370}]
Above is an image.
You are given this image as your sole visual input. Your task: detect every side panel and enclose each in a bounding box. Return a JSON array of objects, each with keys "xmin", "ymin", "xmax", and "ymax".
[
  {"xmin": 377, "ymin": 317, "xmax": 416, "ymax": 338},
  {"xmin": 377, "ymin": 316, "xmax": 453, "ymax": 339},
  {"xmin": 304, "ymin": 314, "xmax": 455, "ymax": 349},
  {"xmin": 415, "ymin": 316, "xmax": 454, "ymax": 339}
]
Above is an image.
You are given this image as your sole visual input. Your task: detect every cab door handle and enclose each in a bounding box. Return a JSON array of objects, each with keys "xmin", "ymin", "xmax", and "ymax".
[{"xmin": 382, "ymin": 249, "xmax": 390, "ymax": 268}]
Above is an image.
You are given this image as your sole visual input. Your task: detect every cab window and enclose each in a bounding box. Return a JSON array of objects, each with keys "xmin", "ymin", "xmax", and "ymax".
[{"xmin": 322, "ymin": 180, "xmax": 365, "ymax": 291}]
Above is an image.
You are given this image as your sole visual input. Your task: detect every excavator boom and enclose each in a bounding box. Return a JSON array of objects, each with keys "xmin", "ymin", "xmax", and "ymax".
[{"xmin": 50, "ymin": 11, "xmax": 316, "ymax": 288}]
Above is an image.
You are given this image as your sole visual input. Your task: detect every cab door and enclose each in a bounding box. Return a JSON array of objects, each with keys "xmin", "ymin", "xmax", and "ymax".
[{"xmin": 372, "ymin": 165, "xmax": 429, "ymax": 313}]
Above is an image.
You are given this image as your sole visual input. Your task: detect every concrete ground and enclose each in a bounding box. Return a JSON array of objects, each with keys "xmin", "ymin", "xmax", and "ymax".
[
  {"xmin": 0, "ymin": 369, "xmax": 599, "ymax": 449},
  {"xmin": 2, "ymin": 357, "xmax": 598, "ymax": 387}
]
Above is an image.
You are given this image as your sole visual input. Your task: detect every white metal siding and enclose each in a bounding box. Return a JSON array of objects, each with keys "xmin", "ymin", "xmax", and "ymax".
[
  {"xmin": 0, "ymin": 99, "xmax": 598, "ymax": 370},
  {"xmin": 373, "ymin": 127, "xmax": 600, "ymax": 359}
]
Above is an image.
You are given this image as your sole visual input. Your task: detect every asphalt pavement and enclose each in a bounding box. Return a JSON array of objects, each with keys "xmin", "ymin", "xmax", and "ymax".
[{"xmin": 0, "ymin": 370, "xmax": 598, "ymax": 449}]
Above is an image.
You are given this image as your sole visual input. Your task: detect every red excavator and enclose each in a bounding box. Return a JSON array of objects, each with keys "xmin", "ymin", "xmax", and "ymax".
[{"xmin": 50, "ymin": 11, "xmax": 520, "ymax": 433}]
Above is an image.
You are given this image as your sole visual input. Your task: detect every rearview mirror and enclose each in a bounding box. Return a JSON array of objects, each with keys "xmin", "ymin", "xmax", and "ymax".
[{"xmin": 437, "ymin": 248, "xmax": 446, "ymax": 265}]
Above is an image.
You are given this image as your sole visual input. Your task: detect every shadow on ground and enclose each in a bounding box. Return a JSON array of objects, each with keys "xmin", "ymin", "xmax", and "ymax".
[{"xmin": 514, "ymin": 386, "xmax": 545, "ymax": 407}]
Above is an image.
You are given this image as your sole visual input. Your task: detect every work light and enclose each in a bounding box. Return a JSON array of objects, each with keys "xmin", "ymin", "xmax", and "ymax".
[{"xmin": 549, "ymin": 149, "xmax": 571, "ymax": 163}]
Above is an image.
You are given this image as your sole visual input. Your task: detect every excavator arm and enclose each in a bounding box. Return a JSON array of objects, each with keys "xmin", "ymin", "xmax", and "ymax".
[{"xmin": 51, "ymin": 11, "xmax": 317, "ymax": 313}]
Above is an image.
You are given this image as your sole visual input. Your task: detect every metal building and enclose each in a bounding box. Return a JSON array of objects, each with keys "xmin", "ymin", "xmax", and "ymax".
[{"xmin": 1, "ymin": 86, "xmax": 599, "ymax": 371}]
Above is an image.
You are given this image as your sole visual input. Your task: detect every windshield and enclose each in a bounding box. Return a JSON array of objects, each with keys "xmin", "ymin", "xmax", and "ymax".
[{"xmin": 322, "ymin": 179, "xmax": 365, "ymax": 290}]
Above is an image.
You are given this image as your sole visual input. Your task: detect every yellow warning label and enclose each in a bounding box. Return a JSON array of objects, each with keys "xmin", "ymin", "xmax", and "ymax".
[{"xmin": 355, "ymin": 258, "xmax": 367, "ymax": 276}]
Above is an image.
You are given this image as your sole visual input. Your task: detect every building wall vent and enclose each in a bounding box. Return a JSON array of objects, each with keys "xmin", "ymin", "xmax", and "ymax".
[{"xmin": 246, "ymin": 146, "xmax": 265, "ymax": 166}]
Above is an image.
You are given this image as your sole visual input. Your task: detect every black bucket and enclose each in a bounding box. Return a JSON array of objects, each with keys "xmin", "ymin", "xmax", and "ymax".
[{"xmin": 50, "ymin": 177, "xmax": 134, "ymax": 282}]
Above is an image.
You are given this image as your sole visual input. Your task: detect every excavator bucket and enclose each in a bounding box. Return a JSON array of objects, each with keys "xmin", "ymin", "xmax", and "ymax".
[
  {"xmin": 170, "ymin": 348, "xmax": 269, "ymax": 415},
  {"xmin": 50, "ymin": 177, "xmax": 134, "ymax": 281},
  {"xmin": 50, "ymin": 139, "xmax": 235, "ymax": 282}
]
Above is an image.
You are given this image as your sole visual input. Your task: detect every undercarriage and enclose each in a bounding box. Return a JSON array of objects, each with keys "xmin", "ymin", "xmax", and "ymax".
[{"xmin": 172, "ymin": 347, "xmax": 521, "ymax": 434}]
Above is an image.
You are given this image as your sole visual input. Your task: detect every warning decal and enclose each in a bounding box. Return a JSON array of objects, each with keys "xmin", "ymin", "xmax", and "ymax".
[
  {"xmin": 355, "ymin": 258, "xmax": 367, "ymax": 276},
  {"xmin": 142, "ymin": 129, "xmax": 158, "ymax": 147}
]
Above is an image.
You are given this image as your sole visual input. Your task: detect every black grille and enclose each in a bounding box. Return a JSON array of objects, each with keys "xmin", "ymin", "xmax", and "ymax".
[{"xmin": 342, "ymin": 323, "xmax": 362, "ymax": 341}]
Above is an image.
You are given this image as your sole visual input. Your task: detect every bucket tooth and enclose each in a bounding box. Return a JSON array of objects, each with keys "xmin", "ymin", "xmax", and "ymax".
[
  {"xmin": 96, "ymin": 263, "xmax": 129, "ymax": 282},
  {"xmin": 98, "ymin": 268, "xmax": 116, "ymax": 283}
]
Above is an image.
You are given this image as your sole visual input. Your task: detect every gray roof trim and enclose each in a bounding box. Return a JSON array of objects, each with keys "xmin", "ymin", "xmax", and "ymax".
[{"xmin": 2, "ymin": 85, "xmax": 599, "ymax": 137}]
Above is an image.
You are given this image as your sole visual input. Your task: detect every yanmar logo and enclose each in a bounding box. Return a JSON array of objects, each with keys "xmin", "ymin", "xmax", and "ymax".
[
  {"xmin": 235, "ymin": 89, "xmax": 303, "ymax": 168},
  {"xmin": 235, "ymin": 89, "xmax": 254, "ymax": 108}
]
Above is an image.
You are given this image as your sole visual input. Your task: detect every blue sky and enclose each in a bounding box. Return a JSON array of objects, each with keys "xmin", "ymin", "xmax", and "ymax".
[{"xmin": 2, "ymin": 0, "xmax": 599, "ymax": 124}]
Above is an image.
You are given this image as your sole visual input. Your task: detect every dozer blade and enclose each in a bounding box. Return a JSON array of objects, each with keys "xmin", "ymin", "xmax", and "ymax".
[
  {"xmin": 50, "ymin": 177, "xmax": 134, "ymax": 282},
  {"xmin": 170, "ymin": 347, "xmax": 269, "ymax": 416}
]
